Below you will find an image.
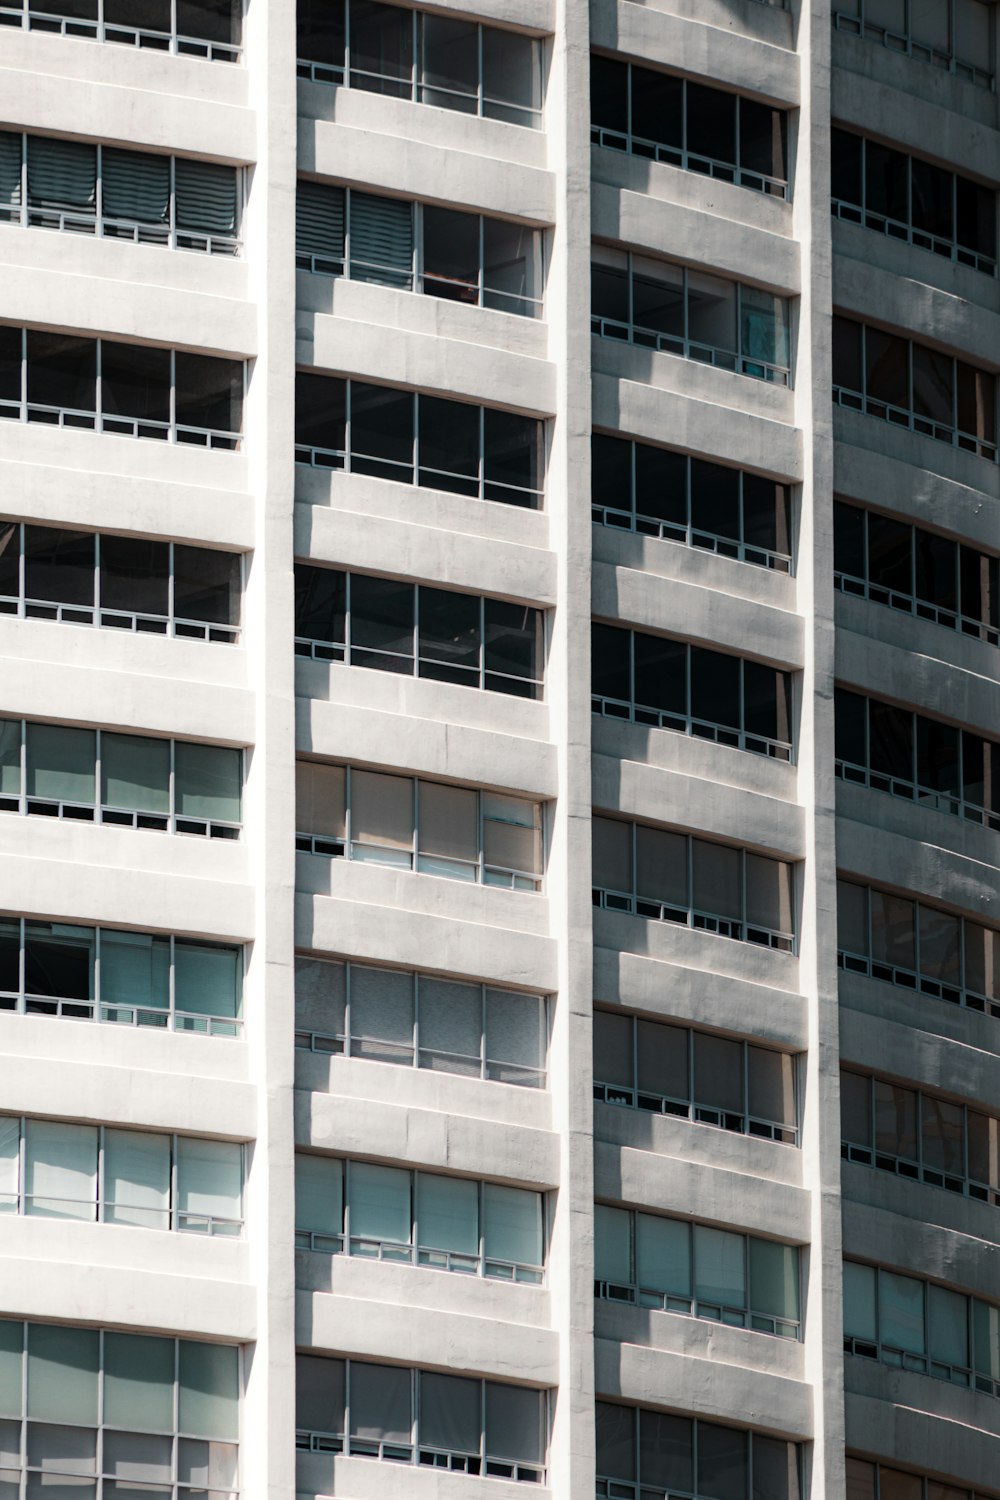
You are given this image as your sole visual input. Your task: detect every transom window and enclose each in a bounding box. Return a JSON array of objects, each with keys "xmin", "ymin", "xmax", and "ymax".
[
  {"xmin": 295, "ymin": 373, "xmax": 543, "ymax": 507},
  {"xmin": 0, "ymin": 328, "xmax": 244, "ymax": 451},
  {"xmin": 294, "ymin": 564, "xmax": 543, "ymax": 697},
  {"xmin": 847, "ymin": 1453, "xmax": 1000, "ymax": 1500},
  {"xmin": 0, "ymin": 1319, "xmax": 241, "ymax": 1499},
  {"xmin": 296, "ymin": 181, "xmax": 543, "ymax": 318},
  {"xmin": 296, "ymin": 762, "xmax": 544, "ymax": 891},
  {"xmin": 0, "ymin": 1116, "xmax": 244, "ymax": 1234},
  {"xmin": 0, "ymin": 917, "xmax": 244, "ymax": 1036},
  {"xmin": 0, "ymin": 133, "xmax": 241, "ymax": 255},
  {"xmin": 592, "ymin": 434, "xmax": 792, "ymax": 571},
  {"xmin": 295, "ymin": 955, "xmax": 547, "ymax": 1088},
  {"xmin": 595, "ymin": 1203, "xmax": 801, "ymax": 1338},
  {"xmin": 835, "ymin": 687, "xmax": 1000, "ymax": 829},
  {"xmin": 0, "ymin": 720, "xmax": 242, "ymax": 838},
  {"xmin": 296, "ymin": 0, "xmax": 543, "ymax": 128},
  {"xmin": 841, "ymin": 1068, "xmax": 1000, "ymax": 1205},
  {"xmin": 834, "ymin": 500, "xmax": 998, "ymax": 646},
  {"xmin": 592, "ymin": 622, "xmax": 793, "ymax": 760},
  {"xmin": 833, "ymin": 314, "xmax": 997, "ymax": 461},
  {"xmin": 831, "ymin": 0, "xmax": 995, "ymax": 90},
  {"xmin": 295, "ymin": 1154, "xmax": 544, "ymax": 1282},
  {"xmin": 0, "ymin": 0, "xmax": 241, "ymax": 60},
  {"xmin": 591, "ymin": 55, "xmax": 788, "ymax": 198},
  {"xmin": 592, "ymin": 246, "xmax": 791, "ymax": 385},
  {"xmin": 592, "ymin": 1010, "xmax": 798, "ymax": 1144},
  {"xmin": 296, "ymin": 1356, "xmax": 547, "ymax": 1482},
  {"xmin": 844, "ymin": 1259, "xmax": 1000, "ymax": 1395},
  {"xmin": 837, "ymin": 877, "xmax": 1000, "ymax": 1019},
  {"xmin": 596, "ymin": 1402, "xmax": 802, "ymax": 1500},
  {"xmin": 0, "ymin": 520, "xmax": 242, "ymax": 643},
  {"xmin": 592, "ymin": 815, "xmax": 796, "ymax": 952},
  {"xmin": 831, "ymin": 127, "xmax": 996, "ymax": 275}
]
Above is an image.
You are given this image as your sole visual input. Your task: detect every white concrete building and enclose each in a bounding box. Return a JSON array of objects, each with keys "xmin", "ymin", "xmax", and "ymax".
[{"xmin": 0, "ymin": 0, "xmax": 998, "ymax": 1496}]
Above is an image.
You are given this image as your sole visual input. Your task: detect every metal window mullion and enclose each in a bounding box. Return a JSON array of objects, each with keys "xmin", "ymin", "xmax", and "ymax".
[
  {"xmin": 170, "ymin": 155, "xmax": 176, "ymax": 250},
  {"xmin": 169, "ymin": 737, "xmax": 176, "ymax": 828},
  {"xmin": 169, "ymin": 349, "xmax": 176, "ymax": 441},
  {"xmin": 478, "ymin": 405, "xmax": 485, "ymax": 500},
  {"xmin": 344, "ymin": 569, "xmax": 352, "ymax": 664},
  {"xmin": 95, "ymin": 729, "xmax": 102, "ymax": 823},
  {"xmin": 740, "ymin": 847, "xmax": 748, "ymax": 931},
  {"xmin": 413, "ymin": 583, "xmax": 420, "ymax": 680},
  {"xmin": 630, "ymin": 819, "xmax": 638, "ymax": 905},
  {"xmin": 411, "ymin": 10, "xmax": 419, "ymax": 102},
  {"xmin": 344, "ymin": 189, "xmax": 352, "ymax": 281},
  {"xmin": 631, "ymin": 1011, "xmax": 639, "ymax": 1094},
  {"xmin": 96, "ymin": 144, "xmax": 103, "ymax": 238},
  {"xmin": 19, "ymin": 719, "xmax": 25, "ymax": 818},
  {"xmin": 686, "ymin": 455, "xmax": 694, "ymax": 544},
  {"xmin": 479, "ymin": 981, "xmax": 486, "ymax": 1080},
  {"xmin": 171, "ymin": 1133, "xmax": 178, "ymax": 1231},
  {"xmin": 20, "ymin": 134, "xmax": 26, "ymax": 231},
  {"xmin": 20, "ymin": 327, "xmax": 26, "ymax": 418},
  {"xmin": 17, "ymin": 522, "xmax": 25, "ymax": 619},
  {"xmin": 479, "ymin": 1377, "xmax": 486, "ymax": 1471},
  {"xmin": 477, "ymin": 24, "xmax": 485, "ymax": 118},
  {"xmin": 343, "ymin": 1158, "xmax": 351, "ymax": 1251},
  {"xmin": 167, "ymin": 542, "xmax": 175, "ymax": 633},
  {"xmin": 344, "ymin": 765, "xmax": 352, "ymax": 860},
  {"xmin": 94, "ymin": 532, "xmax": 102, "ymax": 618},
  {"xmin": 413, "ymin": 200, "xmax": 421, "ymax": 292},
  {"xmin": 96, "ymin": 339, "xmax": 103, "ymax": 432},
  {"xmin": 17, "ymin": 1117, "xmax": 25, "ymax": 1213},
  {"xmin": 168, "ymin": 935, "xmax": 176, "ymax": 1029},
  {"xmin": 478, "ymin": 596, "xmax": 485, "ymax": 690}
]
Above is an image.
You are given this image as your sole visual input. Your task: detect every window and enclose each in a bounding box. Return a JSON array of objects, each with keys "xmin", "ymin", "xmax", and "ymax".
[
  {"xmin": 296, "ymin": 181, "xmax": 544, "ymax": 317},
  {"xmin": 296, "ymin": 763, "xmax": 544, "ymax": 890},
  {"xmin": 0, "ymin": 132, "xmax": 241, "ymax": 254},
  {"xmin": 294, "ymin": 564, "xmax": 543, "ymax": 697},
  {"xmin": 592, "ymin": 1010, "xmax": 798, "ymax": 1143},
  {"xmin": 296, "ymin": 0, "xmax": 543, "ymax": 127},
  {"xmin": 846, "ymin": 1454, "xmax": 1000, "ymax": 1500},
  {"xmin": 294, "ymin": 373, "xmax": 543, "ymax": 507},
  {"xmin": 831, "ymin": 0, "xmax": 995, "ymax": 89},
  {"xmin": 0, "ymin": 520, "xmax": 242, "ymax": 642},
  {"xmin": 0, "ymin": 0, "xmax": 241, "ymax": 58},
  {"xmin": 830, "ymin": 127, "xmax": 996, "ymax": 274},
  {"xmin": 295, "ymin": 1155, "xmax": 544, "ymax": 1282},
  {"xmin": 0, "ymin": 917, "xmax": 243, "ymax": 1035},
  {"xmin": 832, "ymin": 315, "xmax": 997, "ymax": 461},
  {"xmin": 596, "ymin": 1403, "xmax": 801, "ymax": 1500},
  {"xmin": 0, "ymin": 720, "xmax": 242, "ymax": 837},
  {"xmin": 591, "ymin": 56, "xmax": 788, "ymax": 198},
  {"xmin": 842, "ymin": 1068, "xmax": 1000, "ymax": 1205},
  {"xmin": 294, "ymin": 956, "xmax": 547, "ymax": 1087},
  {"xmin": 838, "ymin": 877, "xmax": 1000, "ymax": 1018},
  {"xmin": 835, "ymin": 687, "xmax": 1000, "ymax": 828},
  {"xmin": 844, "ymin": 1260, "xmax": 1000, "ymax": 1395},
  {"xmin": 0, "ymin": 1116, "xmax": 243, "ymax": 1234},
  {"xmin": 834, "ymin": 500, "xmax": 998, "ymax": 645},
  {"xmin": 592, "ymin": 434, "xmax": 792, "ymax": 570},
  {"xmin": 0, "ymin": 1319, "xmax": 240, "ymax": 1497},
  {"xmin": 595, "ymin": 1205, "xmax": 800, "ymax": 1338},
  {"xmin": 592, "ymin": 622, "xmax": 793, "ymax": 760},
  {"xmin": 296, "ymin": 1356, "xmax": 547, "ymax": 1481},
  {"xmin": 0, "ymin": 327, "xmax": 243, "ymax": 449},
  {"xmin": 592, "ymin": 815, "xmax": 796, "ymax": 952},
  {"xmin": 592, "ymin": 246, "xmax": 791, "ymax": 384}
]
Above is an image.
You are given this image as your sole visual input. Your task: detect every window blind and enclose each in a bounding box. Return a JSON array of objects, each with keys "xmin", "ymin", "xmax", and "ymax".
[
  {"xmin": 0, "ymin": 133, "xmax": 21, "ymax": 209},
  {"xmin": 297, "ymin": 180, "xmax": 345, "ymax": 259},
  {"xmin": 175, "ymin": 157, "xmax": 238, "ymax": 236},
  {"xmin": 26, "ymin": 137, "xmax": 96, "ymax": 211},
  {"xmin": 102, "ymin": 147, "xmax": 170, "ymax": 226},
  {"xmin": 349, "ymin": 191, "xmax": 413, "ymax": 286}
]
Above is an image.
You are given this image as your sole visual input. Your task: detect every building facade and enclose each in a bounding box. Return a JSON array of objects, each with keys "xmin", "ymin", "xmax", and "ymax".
[{"xmin": 0, "ymin": 0, "xmax": 998, "ymax": 1496}]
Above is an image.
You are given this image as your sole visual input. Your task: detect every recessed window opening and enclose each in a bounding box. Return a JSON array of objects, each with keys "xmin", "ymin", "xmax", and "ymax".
[
  {"xmin": 831, "ymin": 0, "xmax": 995, "ymax": 91},
  {"xmin": 0, "ymin": 0, "xmax": 242, "ymax": 60},
  {"xmin": 596, "ymin": 1403, "xmax": 802, "ymax": 1500}
]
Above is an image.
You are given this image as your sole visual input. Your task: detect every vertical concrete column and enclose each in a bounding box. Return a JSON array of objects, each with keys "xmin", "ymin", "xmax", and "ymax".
[
  {"xmin": 545, "ymin": 0, "xmax": 596, "ymax": 1493},
  {"xmin": 794, "ymin": 3, "xmax": 846, "ymax": 1493},
  {"xmin": 241, "ymin": 0, "xmax": 299, "ymax": 1493}
]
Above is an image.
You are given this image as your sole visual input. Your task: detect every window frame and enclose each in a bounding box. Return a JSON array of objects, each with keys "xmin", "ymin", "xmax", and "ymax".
[{"xmin": 595, "ymin": 1402, "xmax": 802, "ymax": 1500}]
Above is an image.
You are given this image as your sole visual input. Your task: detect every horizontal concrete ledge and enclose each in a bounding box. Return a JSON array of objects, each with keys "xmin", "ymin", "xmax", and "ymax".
[
  {"xmin": 835, "ymin": 810, "xmax": 1000, "ymax": 924},
  {"xmin": 832, "ymin": 411, "xmax": 999, "ymax": 511},
  {"xmin": 830, "ymin": 53, "xmax": 999, "ymax": 171},
  {"xmin": 594, "ymin": 1101, "xmax": 803, "ymax": 1191},
  {"xmin": 835, "ymin": 598, "xmax": 1000, "ymax": 704},
  {"xmin": 842, "ymin": 1160, "xmax": 1000, "ymax": 1255},
  {"xmin": 593, "ymin": 338, "xmax": 796, "ymax": 428},
  {"xmin": 845, "ymin": 1387, "xmax": 1000, "ymax": 1494},
  {"xmin": 838, "ymin": 968, "xmax": 1000, "ymax": 1066},
  {"xmin": 0, "ymin": 419, "xmax": 249, "ymax": 498},
  {"xmin": 296, "ymin": 1449, "xmax": 548, "ymax": 1500},
  {"xmin": 592, "ymin": 526, "xmax": 798, "ymax": 614},
  {"xmin": 839, "ymin": 1005, "xmax": 1000, "ymax": 1103},
  {"xmin": 842, "ymin": 1197, "xmax": 1000, "ymax": 1301},
  {"xmin": 595, "ymin": 1299, "xmax": 805, "ymax": 1383},
  {"xmin": 296, "ymin": 473, "xmax": 550, "ymax": 552},
  {"xmin": 844, "ymin": 1353, "xmax": 1000, "ymax": 1446},
  {"xmin": 594, "ymin": 909, "xmax": 801, "ymax": 995},
  {"xmin": 592, "ymin": 717, "xmax": 798, "ymax": 808},
  {"xmin": 595, "ymin": 1336, "xmax": 813, "ymax": 1439},
  {"xmin": 592, "ymin": 145, "xmax": 793, "ymax": 243},
  {"xmin": 834, "ymin": 259, "xmax": 1000, "ymax": 374}
]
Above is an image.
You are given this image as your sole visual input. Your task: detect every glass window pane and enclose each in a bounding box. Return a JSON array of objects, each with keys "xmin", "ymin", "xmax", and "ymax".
[
  {"xmin": 740, "ymin": 100, "xmax": 786, "ymax": 182},
  {"xmin": 881, "ymin": 1471, "xmax": 924, "ymax": 1500},
  {"xmin": 596, "ymin": 1401, "xmax": 634, "ymax": 1482},
  {"xmin": 482, "ymin": 26, "xmax": 541, "ymax": 123},
  {"xmin": 173, "ymin": 157, "xmax": 238, "ymax": 237},
  {"xmin": 22, "ymin": 526, "xmax": 95, "ymax": 609},
  {"xmin": 912, "ymin": 343, "xmax": 955, "ymax": 426},
  {"xmin": 749, "ymin": 1239, "xmax": 799, "ymax": 1322},
  {"xmin": 26, "ymin": 136, "xmax": 96, "ymax": 212},
  {"xmin": 24, "ymin": 1121, "xmax": 97, "ymax": 1220},
  {"xmin": 0, "ymin": 1322, "xmax": 22, "ymax": 1419},
  {"xmin": 174, "ymin": 742, "xmax": 242, "ymax": 824},
  {"xmin": 26, "ymin": 1324, "xmax": 98, "ymax": 1425},
  {"xmin": 295, "ymin": 372, "xmax": 345, "ymax": 457},
  {"xmin": 419, "ymin": 587, "xmax": 480, "ymax": 684},
  {"xmin": 100, "ymin": 930, "xmax": 170, "ymax": 1013},
  {"xmin": 968, "ymin": 1110, "xmax": 1000, "ymax": 1191},
  {"xmin": 173, "ymin": 941, "xmax": 241, "ymax": 1021},
  {"xmin": 593, "ymin": 816, "xmax": 632, "ymax": 894},
  {"xmin": 874, "ymin": 1080, "xmax": 918, "ymax": 1159},
  {"xmin": 483, "ymin": 796, "xmax": 541, "ymax": 877},
  {"xmin": 928, "ymin": 1282, "xmax": 969, "ymax": 1368},
  {"xmin": 349, "ymin": 963, "xmax": 414, "ymax": 1063},
  {"xmin": 296, "ymin": 564, "xmax": 345, "ymax": 646},
  {"xmin": 866, "ymin": 328, "xmax": 909, "ymax": 410},
  {"xmin": 422, "ymin": 206, "xmax": 479, "ymax": 302},
  {"xmin": 176, "ymin": 1138, "xmax": 243, "ymax": 1227},
  {"xmin": 845, "ymin": 1457, "xmax": 876, "ymax": 1500},
  {"xmin": 634, "ymin": 633, "xmax": 686, "ymax": 716},
  {"xmin": 631, "ymin": 255, "xmax": 684, "ymax": 339},
  {"xmin": 295, "ymin": 956, "xmax": 346, "ymax": 1040},
  {"xmin": 349, "ymin": 190, "xmax": 413, "ymax": 288},
  {"xmin": 348, "ymin": 1161, "xmax": 411, "ymax": 1246},
  {"xmin": 919, "ymin": 904, "xmax": 961, "ymax": 985},
  {"xmin": 99, "ymin": 535, "xmax": 170, "ymax": 619},
  {"xmin": 844, "ymin": 1261, "xmax": 877, "ymax": 1341},
  {"xmin": 24, "ymin": 923, "xmax": 94, "ymax": 1003},
  {"xmin": 484, "ymin": 599, "xmax": 540, "ymax": 689},
  {"xmin": 636, "ymin": 1020, "xmax": 689, "ymax": 1102},
  {"xmin": 746, "ymin": 855, "xmax": 794, "ymax": 938},
  {"xmin": 694, "ymin": 1225, "xmax": 746, "ymax": 1308},
  {"xmin": 351, "ymin": 769, "xmax": 413, "ymax": 857},
  {"xmin": 25, "ymin": 724, "xmax": 95, "ymax": 804},
  {"xmin": 296, "ymin": 761, "xmax": 345, "ymax": 840},
  {"xmin": 419, "ymin": 1371, "xmax": 479, "ymax": 1455},
  {"xmin": 870, "ymin": 892, "xmax": 916, "ymax": 970},
  {"xmin": 485, "ymin": 988, "xmax": 545, "ymax": 1077},
  {"xmin": 692, "ymin": 838, "xmax": 742, "ymax": 922},
  {"xmin": 833, "ymin": 316, "xmax": 862, "ymax": 392},
  {"xmin": 417, "ymin": 395, "xmax": 480, "ymax": 495},
  {"xmin": 483, "ymin": 1184, "xmax": 542, "ymax": 1268},
  {"xmin": 24, "ymin": 1421, "xmax": 96, "ymax": 1475},
  {"xmin": 104, "ymin": 1333, "xmax": 175, "ymax": 1433},
  {"xmin": 421, "ymin": 13, "xmax": 478, "ymax": 107},
  {"xmin": 483, "ymin": 219, "xmax": 540, "ymax": 316},
  {"xmin": 694, "ymin": 1034, "xmax": 743, "ymax": 1113},
  {"xmin": 297, "ymin": 180, "xmax": 345, "ymax": 263},
  {"xmin": 698, "ymin": 1422, "xmax": 748, "ymax": 1500},
  {"xmin": 753, "ymin": 1437, "xmax": 799, "ymax": 1500},
  {"xmin": 103, "ymin": 1428, "xmax": 173, "ymax": 1484},
  {"xmin": 350, "ymin": 0, "xmax": 412, "ymax": 92},
  {"xmin": 687, "ymin": 81, "xmax": 736, "ymax": 165},
  {"xmin": 640, "ymin": 1410, "xmax": 693, "ymax": 1494},
  {"xmin": 101, "ymin": 734, "xmax": 170, "ymax": 816},
  {"xmin": 178, "ymin": 1342, "xmax": 239, "ymax": 1440},
  {"xmin": 593, "ymin": 1010, "xmax": 633, "ymax": 1089},
  {"xmin": 0, "ymin": 917, "xmax": 17, "ymax": 999},
  {"xmin": 173, "ymin": 546, "xmax": 241, "ymax": 629},
  {"xmin": 921, "ymin": 1096, "xmax": 965, "ymax": 1176},
  {"xmin": 688, "ymin": 271, "xmax": 737, "ymax": 356},
  {"xmin": 100, "ymin": 342, "xmax": 171, "ymax": 426},
  {"xmin": 418, "ymin": 781, "xmax": 479, "ymax": 874},
  {"xmin": 483, "ymin": 409, "xmax": 541, "ymax": 506},
  {"xmin": 416, "ymin": 1172, "xmax": 478, "ymax": 1255},
  {"xmin": 0, "ymin": 720, "xmax": 19, "ymax": 797},
  {"xmin": 0, "ymin": 1116, "xmax": 19, "ymax": 1211},
  {"xmin": 635, "ymin": 826, "xmax": 688, "ymax": 908},
  {"xmin": 880, "ymin": 1270, "xmax": 926, "ymax": 1355},
  {"xmin": 103, "ymin": 1130, "xmax": 170, "ymax": 1229},
  {"xmin": 485, "ymin": 1382, "xmax": 543, "ymax": 1465},
  {"xmin": 594, "ymin": 1203, "xmax": 632, "ymax": 1286},
  {"xmin": 349, "ymin": 574, "xmax": 415, "ymax": 667},
  {"xmin": 296, "ymin": 1153, "xmax": 343, "ymax": 1236},
  {"xmin": 296, "ymin": 1354, "xmax": 345, "ymax": 1436},
  {"xmin": 741, "ymin": 287, "xmax": 788, "ymax": 371},
  {"xmin": 418, "ymin": 976, "xmax": 481, "ymax": 1072},
  {"xmin": 636, "ymin": 1213, "xmax": 691, "ymax": 1297},
  {"xmin": 748, "ymin": 1048, "xmax": 795, "ymax": 1129},
  {"xmin": 173, "ymin": 353, "xmax": 242, "ymax": 437},
  {"xmin": 349, "ymin": 382, "xmax": 414, "ymax": 480},
  {"xmin": 837, "ymin": 881, "xmax": 868, "ymax": 956},
  {"xmin": 841, "ymin": 1071, "xmax": 872, "ymax": 1146},
  {"xmin": 349, "ymin": 1360, "xmax": 411, "ymax": 1444}
]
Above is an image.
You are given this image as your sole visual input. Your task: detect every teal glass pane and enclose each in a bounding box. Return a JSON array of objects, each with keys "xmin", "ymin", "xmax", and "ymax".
[
  {"xmin": 972, "ymin": 1298, "xmax": 1000, "ymax": 1381},
  {"xmin": 0, "ymin": 1322, "xmax": 23, "ymax": 1418},
  {"xmin": 349, "ymin": 1161, "xmax": 411, "ymax": 1246},
  {"xmin": 843, "ymin": 1262, "xmax": 877, "ymax": 1341},
  {"xmin": 178, "ymin": 1342, "xmax": 239, "ymax": 1440},
  {"xmin": 482, "ymin": 1184, "xmax": 542, "ymax": 1268},
  {"xmin": 695, "ymin": 1225, "xmax": 746, "ymax": 1308},
  {"xmin": 0, "ymin": 721, "xmax": 20, "ymax": 795},
  {"xmin": 295, "ymin": 1154, "xmax": 343, "ymax": 1236},
  {"xmin": 101, "ymin": 733, "xmax": 170, "ymax": 814},
  {"xmin": 174, "ymin": 942, "xmax": 240, "ymax": 1020},
  {"xmin": 174, "ymin": 743, "xmax": 242, "ymax": 824},
  {"xmin": 594, "ymin": 1204, "xmax": 631, "ymax": 1286},
  {"xmin": 740, "ymin": 287, "xmax": 789, "ymax": 371},
  {"xmin": 928, "ymin": 1284, "xmax": 969, "ymax": 1370},
  {"xmin": 879, "ymin": 1271, "xmax": 925, "ymax": 1355},
  {"xmin": 26, "ymin": 1323, "xmax": 99, "ymax": 1424},
  {"xmin": 749, "ymin": 1239, "xmax": 800, "ymax": 1322},
  {"xmin": 104, "ymin": 1333, "xmax": 175, "ymax": 1432},
  {"xmin": 176, "ymin": 1138, "xmax": 243, "ymax": 1225},
  {"xmin": 99, "ymin": 930, "xmax": 170, "ymax": 1010},
  {"xmin": 416, "ymin": 1172, "xmax": 478, "ymax": 1255},
  {"xmin": 25, "ymin": 724, "xmax": 95, "ymax": 804},
  {"xmin": 636, "ymin": 1214, "xmax": 691, "ymax": 1298}
]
